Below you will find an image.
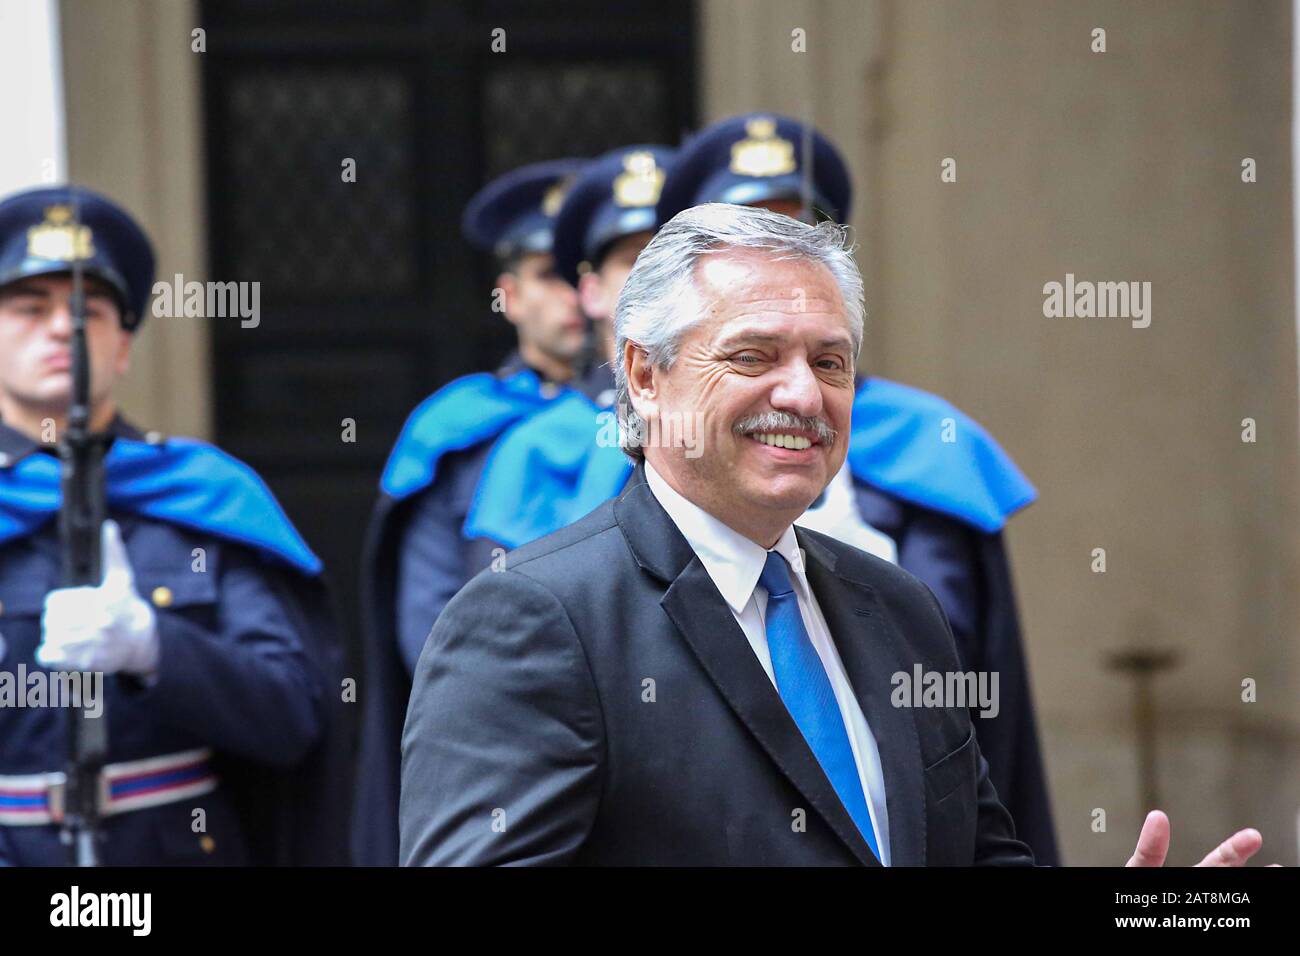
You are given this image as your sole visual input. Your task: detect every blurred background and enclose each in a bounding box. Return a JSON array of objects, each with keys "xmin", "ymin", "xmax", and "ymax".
[{"xmin": 2, "ymin": 0, "xmax": 1296, "ymax": 865}]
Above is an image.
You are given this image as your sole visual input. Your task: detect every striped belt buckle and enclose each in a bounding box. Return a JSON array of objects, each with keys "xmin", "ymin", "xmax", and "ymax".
[{"xmin": 0, "ymin": 747, "xmax": 219, "ymax": 826}]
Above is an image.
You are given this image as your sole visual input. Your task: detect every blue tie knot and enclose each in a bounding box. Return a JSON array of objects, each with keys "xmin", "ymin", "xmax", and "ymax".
[{"xmin": 760, "ymin": 550, "xmax": 795, "ymax": 598}]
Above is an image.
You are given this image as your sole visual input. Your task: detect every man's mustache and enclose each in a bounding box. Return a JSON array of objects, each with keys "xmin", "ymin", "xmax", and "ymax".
[{"xmin": 732, "ymin": 411, "xmax": 838, "ymax": 446}]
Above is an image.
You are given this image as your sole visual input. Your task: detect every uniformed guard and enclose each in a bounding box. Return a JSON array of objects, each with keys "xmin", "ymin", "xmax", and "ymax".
[
  {"xmin": 0, "ymin": 186, "xmax": 350, "ymax": 865},
  {"xmin": 461, "ymin": 145, "xmax": 676, "ymax": 545},
  {"xmin": 353, "ymin": 159, "xmax": 586, "ymax": 866},
  {"xmin": 465, "ymin": 114, "xmax": 1061, "ymax": 865},
  {"xmin": 559, "ymin": 146, "xmax": 676, "ymax": 403}
]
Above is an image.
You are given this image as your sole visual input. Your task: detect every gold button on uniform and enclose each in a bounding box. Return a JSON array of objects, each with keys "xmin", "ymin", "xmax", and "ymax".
[
  {"xmin": 199, "ymin": 835, "xmax": 216, "ymax": 854},
  {"xmin": 151, "ymin": 586, "xmax": 173, "ymax": 608}
]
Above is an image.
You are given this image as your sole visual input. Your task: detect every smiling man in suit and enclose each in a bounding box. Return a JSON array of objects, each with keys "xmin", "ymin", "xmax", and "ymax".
[{"xmin": 400, "ymin": 203, "xmax": 1268, "ymax": 867}]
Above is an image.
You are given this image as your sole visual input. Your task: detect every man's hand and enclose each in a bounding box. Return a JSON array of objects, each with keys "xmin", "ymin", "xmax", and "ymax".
[
  {"xmin": 37, "ymin": 519, "xmax": 159, "ymax": 676},
  {"xmin": 1126, "ymin": 810, "xmax": 1270, "ymax": 867}
]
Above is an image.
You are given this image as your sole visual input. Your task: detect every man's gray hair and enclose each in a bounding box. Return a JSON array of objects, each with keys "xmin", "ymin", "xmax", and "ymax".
[{"xmin": 613, "ymin": 202, "xmax": 864, "ymax": 459}]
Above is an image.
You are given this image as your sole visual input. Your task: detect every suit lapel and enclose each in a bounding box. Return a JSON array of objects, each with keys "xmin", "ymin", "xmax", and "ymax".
[
  {"xmin": 799, "ymin": 529, "xmax": 927, "ymax": 867},
  {"xmin": 615, "ymin": 470, "xmax": 881, "ymax": 866}
]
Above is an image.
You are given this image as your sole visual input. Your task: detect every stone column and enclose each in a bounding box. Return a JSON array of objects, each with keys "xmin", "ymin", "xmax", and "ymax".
[{"xmin": 60, "ymin": 0, "xmax": 212, "ymax": 439}]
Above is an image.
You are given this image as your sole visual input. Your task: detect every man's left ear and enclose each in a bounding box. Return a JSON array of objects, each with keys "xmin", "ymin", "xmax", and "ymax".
[{"xmin": 623, "ymin": 340, "xmax": 658, "ymax": 416}]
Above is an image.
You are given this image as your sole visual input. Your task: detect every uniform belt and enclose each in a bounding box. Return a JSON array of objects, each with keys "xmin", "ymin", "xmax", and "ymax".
[{"xmin": 0, "ymin": 747, "xmax": 218, "ymax": 826}]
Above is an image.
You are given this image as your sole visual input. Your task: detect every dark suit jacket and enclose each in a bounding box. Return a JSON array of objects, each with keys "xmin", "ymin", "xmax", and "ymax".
[
  {"xmin": 400, "ymin": 467, "xmax": 1036, "ymax": 866},
  {"xmin": 853, "ymin": 482, "xmax": 1058, "ymax": 864}
]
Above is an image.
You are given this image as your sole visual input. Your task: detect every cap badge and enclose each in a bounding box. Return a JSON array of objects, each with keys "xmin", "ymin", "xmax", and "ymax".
[
  {"xmin": 730, "ymin": 117, "xmax": 796, "ymax": 178},
  {"xmin": 542, "ymin": 178, "xmax": 572, "ymax": 217},
  {"xmin": 613, "ymin": 151, "xmax": 665, "ymax": 208},
  {"xmin": 27, "ymin": 204, "xmax": 95, "ymax": 262}
]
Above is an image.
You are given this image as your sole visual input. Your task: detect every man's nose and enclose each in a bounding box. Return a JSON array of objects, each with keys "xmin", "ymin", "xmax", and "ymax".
[
  {"xmin": 548, "ymin": 283, "xmax": 578, "ymax": 312},
  {"xmin": 47, "ymin": 302, "xmax": 74, "ymax": 338},
  {"xmin": 768, "ymin": 359, "xmax": 824, "ymax": 418}
]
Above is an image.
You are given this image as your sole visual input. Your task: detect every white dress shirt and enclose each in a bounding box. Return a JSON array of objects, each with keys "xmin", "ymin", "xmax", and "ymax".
[
  {"xmin": 796, "ymin": 460, "xmax": 899, "ymax": 564},
  {"xmin": 644, "ymin": 462, "xmax": 892, "ymax": 865}
]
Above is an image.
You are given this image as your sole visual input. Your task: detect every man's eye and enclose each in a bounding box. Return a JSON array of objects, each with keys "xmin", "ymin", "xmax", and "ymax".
[
  {"xmin": 817, "ymin": 358, "xmax": 847, "ymax": 370},
  {"xmin": 732, "ymin": 353, "xmax": 764, "ymax": 364}
]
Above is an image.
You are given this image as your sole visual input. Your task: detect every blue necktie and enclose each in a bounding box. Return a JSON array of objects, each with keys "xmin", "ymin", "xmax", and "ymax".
[{"xmin": 760, "ymin": 550, "xmax": 880, "ymax": 860}]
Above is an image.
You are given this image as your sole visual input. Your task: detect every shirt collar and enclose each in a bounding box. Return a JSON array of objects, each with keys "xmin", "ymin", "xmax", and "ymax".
[
  {"xmin": 644, "ymin": 461, "xmax": 803, "ymax": 614},
  {"xmin": 0, "ymin": 419, "xmax": 35, "ymax": 461},
  {"xmin": 496, "ymin": 350, "xmax": 529, "ymax": 379},
  {"xmin": 498, "ymin": 349, "xmax": 571, "ymax": 398},
  {"xmin": 0, "ymin": 414, "xmax": 141, "ymax": 464}
]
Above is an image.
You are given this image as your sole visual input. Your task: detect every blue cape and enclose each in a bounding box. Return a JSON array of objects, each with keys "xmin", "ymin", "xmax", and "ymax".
[
  {"xmin": 464, "ymin": 376, "xmax": 1037, "ymax": 549},
  {"xmin": 462, "ymin": 390, "xmax": 630, "ymax": 548},
  {"xmin": 847, "ymin": 377, "xmax": 1036, "ymax": 534},
  {"xmin": 380, "ymin": 369, "xmax": 559, "ymax": 501},
  {"xmin": 0, "ymin": 437, "xmax": 321, "ymax": 575}
]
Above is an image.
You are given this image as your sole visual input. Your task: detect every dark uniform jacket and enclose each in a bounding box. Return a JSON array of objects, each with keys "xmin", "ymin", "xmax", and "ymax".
[{"xmin": 0, "ymin": 418, "xmax": 350, "ymax": 866}]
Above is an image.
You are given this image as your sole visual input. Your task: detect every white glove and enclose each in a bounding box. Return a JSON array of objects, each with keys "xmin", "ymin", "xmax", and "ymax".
[{"xmin": 37, "ymin": 520, "xmax": 159, "ymax": 676}]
